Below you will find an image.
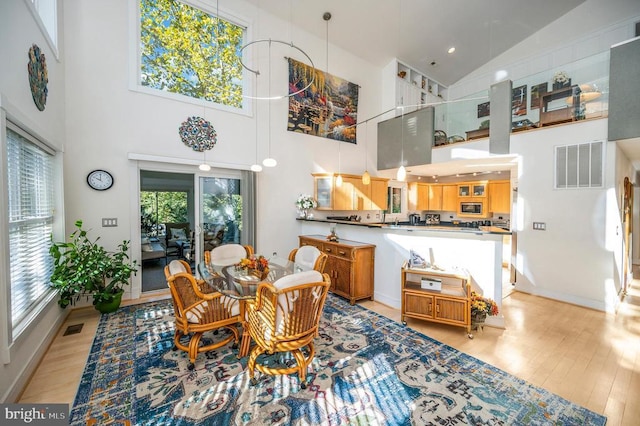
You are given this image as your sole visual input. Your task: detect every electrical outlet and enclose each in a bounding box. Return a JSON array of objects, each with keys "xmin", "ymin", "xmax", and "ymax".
[
  {"xmin": 102, "ymin": 218, "xmax": 118, "ymax": 227},
  {"xmin": 533, "ymin": 222, "xmax": 546, "ymax": 230}
]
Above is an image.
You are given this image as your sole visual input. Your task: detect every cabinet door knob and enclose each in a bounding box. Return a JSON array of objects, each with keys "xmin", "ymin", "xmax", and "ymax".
[{"xmin": 338, "ymin": 250, "xmax": 346, "ymax": 255}]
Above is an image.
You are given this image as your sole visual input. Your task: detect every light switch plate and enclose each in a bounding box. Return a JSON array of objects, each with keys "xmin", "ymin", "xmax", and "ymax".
[
  {"xmin": 102, "ymin": 218, "xmax": 117, "ymax": 227},
  {"xmin": 533, "ymin": 222, "xmax": 546, "ymax": 230}
]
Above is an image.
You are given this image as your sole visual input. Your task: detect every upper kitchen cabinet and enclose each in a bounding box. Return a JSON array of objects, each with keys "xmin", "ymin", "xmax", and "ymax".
[
  {"xmin": 408, "ymin": 183, "xmax": 443, "ymax": 211},
  {"xmin": 441, "ymin": 184, "xmax": 458, "ymax": 211},
  {"xmin": 313, "ymin": 173, "xmax": 388, "ymax": 211},
  {"xmin": 377, "ymin": 107, "xmax": 434, "ymax": 171},
  {"xmin": 489, "ymin": 181, "xmax": 511, "ymax": 213},
  {"xmin": 458, "ymin": 182, "xmax": 487, "ymax": 197}
]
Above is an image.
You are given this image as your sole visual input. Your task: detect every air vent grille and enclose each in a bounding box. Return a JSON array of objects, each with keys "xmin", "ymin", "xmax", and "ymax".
[{"xmin": 555, "ymin": 141, "xmax": 604, "ymax": 189}]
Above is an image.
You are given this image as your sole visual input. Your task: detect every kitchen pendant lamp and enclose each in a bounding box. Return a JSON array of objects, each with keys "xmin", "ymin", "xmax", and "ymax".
[
  {"xmin": 397, "ymin": 107, "xmax": 406, "ymax": 181},
  {"xmin": 362, "ymin": 120, "xmax": 370, "ymax": 185}
]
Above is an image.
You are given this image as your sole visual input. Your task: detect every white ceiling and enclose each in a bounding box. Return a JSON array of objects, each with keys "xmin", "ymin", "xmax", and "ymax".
[{"xmin": 254, "ymin": 0, "xmax": 586, "ymax": 86}]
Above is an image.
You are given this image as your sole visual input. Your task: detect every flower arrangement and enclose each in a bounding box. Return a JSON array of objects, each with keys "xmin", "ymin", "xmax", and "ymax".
[
  {"xmin": 236, "ymin": 255, "xmax": 269, "ymax": 273},
  {"xmin": 470, "ymin": 291, "xmax": 499, "ymax": 317},
  {"xmin": 295, "ymin": 194, "xmax": 317, "ymax": 210},
  {"xmin": 552, "ymin": 71, "xmax": 570, "ymax": 85}
]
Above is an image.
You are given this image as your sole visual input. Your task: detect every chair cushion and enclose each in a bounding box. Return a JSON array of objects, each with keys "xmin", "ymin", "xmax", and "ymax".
[
  {"xmin": 185, "ymin": 297, "xmax": 239, "ymax": 323},
  {"xmin": 294, "ymin": 246, "xmax": 322, "ymax": 270},
  {"xmin": 209, "ymin": 244, "xmax": 248, "ymax": 266},
  {"xmin": 169, "ymin": 260, "xmax": 187, "ymax": 275},
  {"xmin": 273, "ymin": 270, "xmax": 323, "ymax": 291},
  {"xmin": 170, "ymin": 227, "xmax": 187, "ymax": 240}
]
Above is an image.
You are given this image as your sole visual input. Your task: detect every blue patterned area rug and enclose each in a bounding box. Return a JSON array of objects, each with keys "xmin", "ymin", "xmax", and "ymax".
[{"xmin": 70, "ymin": 294, "xmax": 606, "ymax": 425}]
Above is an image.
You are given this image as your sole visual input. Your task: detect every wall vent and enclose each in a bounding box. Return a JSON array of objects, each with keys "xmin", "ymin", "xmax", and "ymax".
[{"xmin": 555, "ymin": 141, "xmax": 604, "ymax": 189}]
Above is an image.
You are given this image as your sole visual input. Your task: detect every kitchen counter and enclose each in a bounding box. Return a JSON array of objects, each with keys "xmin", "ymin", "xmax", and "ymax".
[
  {"xmin": 297, "ymin": 219, "xmax": 508, "ymax": 329},
  {"xmin": 296, "ymin": 218, "xmax": 511, "ymax": 235}
]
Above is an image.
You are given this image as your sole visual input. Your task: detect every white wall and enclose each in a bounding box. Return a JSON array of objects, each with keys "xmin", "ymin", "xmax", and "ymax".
[
  {"xmin": 510, "ymin": 120, "xmax": 617, "ymax": 311},
  {"xmin": 0, "ymin": 0, "xmax": 68, "ymax": 402},
  {"xmin": 62, "ymin": 0, "xmax": 382, "ymax": 288}
]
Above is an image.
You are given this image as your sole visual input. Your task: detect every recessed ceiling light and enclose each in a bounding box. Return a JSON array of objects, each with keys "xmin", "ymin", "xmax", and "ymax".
[{"xmin": 447, "ymin": 47, "xmax": 456, "ymax": 54}]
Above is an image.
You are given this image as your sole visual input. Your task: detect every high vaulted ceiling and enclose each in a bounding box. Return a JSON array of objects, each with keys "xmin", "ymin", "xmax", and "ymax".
[{"xmin": 254, "ymin": 0, "xmax": 586, "ymax": 87}]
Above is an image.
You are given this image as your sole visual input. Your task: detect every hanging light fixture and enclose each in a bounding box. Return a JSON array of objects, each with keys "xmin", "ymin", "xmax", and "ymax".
[
  {"xmin": 262, "ymin": 39, "xmax": 277, "ymax": 167},
  {"xmin": 250, "ymin": 67, "xmax": 263, "ymax": 172},
  {"xmin": 362, "ymin": 120, "xmax": 371, "ymax": 185},
  {"xmin": 397, "ymin": 107, "xmax": 406, "ymax": 181},
  {"xmin": 323, "ymin": 12, "xmax": 342, "ymax": 186}
]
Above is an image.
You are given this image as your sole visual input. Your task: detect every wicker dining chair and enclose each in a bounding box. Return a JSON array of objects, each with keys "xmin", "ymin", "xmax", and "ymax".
[
  {"xmin": 287, "ymin": 245, "xmax": 328, "ymax": 272},
  {"xmin": 246, "ymin": 270, "xmax": 330, "ymax": 388},
  {"xmin": 165, "ymin": 260, "xmax": 241, "ymax": 370}
]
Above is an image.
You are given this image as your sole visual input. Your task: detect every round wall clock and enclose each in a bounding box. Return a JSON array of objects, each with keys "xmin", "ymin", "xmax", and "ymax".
[{"xmin": 87, "ymin": 170, "xmax": 114, "ymax": 191}]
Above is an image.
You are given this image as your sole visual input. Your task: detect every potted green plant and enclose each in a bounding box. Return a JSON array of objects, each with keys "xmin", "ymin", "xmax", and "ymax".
[
  {"xmin": 50, "ymin": 220, "xmax": 138, "ymax": 313},
  {"xmin": 470, "ymin": 291, "xmax": 499, "ymax": 331}
]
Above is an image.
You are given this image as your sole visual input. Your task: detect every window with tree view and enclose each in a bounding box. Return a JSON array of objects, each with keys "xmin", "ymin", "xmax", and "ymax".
[{"xmin": 139, "ymin": 0, "xmax": 246, "ymax": 109}]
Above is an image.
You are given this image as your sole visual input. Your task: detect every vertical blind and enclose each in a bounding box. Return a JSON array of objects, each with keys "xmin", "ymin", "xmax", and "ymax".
[{"xmin": 7, "ymin": 125, "xmax": 55, "ymax": 328}]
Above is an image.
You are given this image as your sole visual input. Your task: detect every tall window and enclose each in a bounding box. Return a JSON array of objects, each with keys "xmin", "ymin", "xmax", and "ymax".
[
  {"xmin": 6, "ymin": 123, "xmax": 56, "ymax": 333},
  {"xmin": 139, "ymin": 0, "xmax": 247, "ymax": 110},
  {"xmin": 27, "ymin": 0, "xmax": 58, "ymax": 53}
]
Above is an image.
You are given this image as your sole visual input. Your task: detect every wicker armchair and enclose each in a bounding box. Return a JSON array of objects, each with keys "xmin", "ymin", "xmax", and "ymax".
[
  {"xmin": 246, "ymin": 270, "xmax": 330, "ymax": 388},
  {"xmin": 288, "ymin": 245, "xmax": 328, "ymax": 272},
  {"xmin": 165, "ymin": 260, "xmax": 241, "ymax": 370}
]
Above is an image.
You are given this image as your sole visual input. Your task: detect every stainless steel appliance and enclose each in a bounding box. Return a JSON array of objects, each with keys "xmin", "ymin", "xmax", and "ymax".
[
  {"xmin": 408, "ymin": 213, "xmax": 420, "ymax": 225},
  {"xmin": 460, "ymin": 202, "xmax": 484, "ymax": 215},
  {"xmin": 425, "ymin": 214, "xmax": 440, "ymax": 225}
]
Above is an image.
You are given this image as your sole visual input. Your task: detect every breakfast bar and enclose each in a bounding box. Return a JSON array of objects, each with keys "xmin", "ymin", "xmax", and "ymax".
[{"xmin": 297, "ymin": 218, "xmax": 508, "ymax": 328}]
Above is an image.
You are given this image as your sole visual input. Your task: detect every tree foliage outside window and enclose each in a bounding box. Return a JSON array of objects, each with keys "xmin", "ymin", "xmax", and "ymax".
[
  {"xmin": 140, "ymin": 191, "xmax": 188, "ymax": 236},
  {"xmin": 140, "ymin": 0, "xmax": 245, "ymax": 108}
]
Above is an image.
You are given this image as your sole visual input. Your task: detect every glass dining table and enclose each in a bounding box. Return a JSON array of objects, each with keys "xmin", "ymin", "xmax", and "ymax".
[{"xmin": 197, "ymin": 255, "xmax": 310, "ymax": 358}]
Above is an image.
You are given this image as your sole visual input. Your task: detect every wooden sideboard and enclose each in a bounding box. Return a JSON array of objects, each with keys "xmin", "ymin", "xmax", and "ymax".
[{"xmin": 299, "ymin": 235, "xmax": 375, "ymax": 305}]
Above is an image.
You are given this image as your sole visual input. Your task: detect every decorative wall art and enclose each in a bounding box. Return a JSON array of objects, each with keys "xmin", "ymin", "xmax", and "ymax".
[
  {"xmin": 530, "ymin": 82, "xmax": 548, "ymax": 110},
  {"xmin": 287, "ymin": 58, "xmax": 359, "ymax": 144},
  {"xmin": 477, "ymin": 101, "xmax": 490, "ymax": 118},
  {"xmin": 512, "ymin": 85, "xmax": 527, "ymax": 117},
  {"xmin": 27, "ymin": 44, "xmax": 48, "ymax": 111},
  {"xmin": 178, "ymin": 116, "xmax": 217, "ymax": 152}
]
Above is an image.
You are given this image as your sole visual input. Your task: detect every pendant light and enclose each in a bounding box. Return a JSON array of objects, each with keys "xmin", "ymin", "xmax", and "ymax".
[
  {"xmin": 250, "ymin": 66, "xmax": 263, "ymax": 172},
  {"xmin": 362, "ymin": 120, "xmax": 371, "ymax": 185},
  {"xmin": 397, "ymin": 107, "xmax": 406, "ymax": 181},
  {"xmin": 323, "ymin": 12, "xmax": 342, "ymax": 186},
  {"xmin": 262, "ymin": 39, "xmax": 277, "ymax": 167}
]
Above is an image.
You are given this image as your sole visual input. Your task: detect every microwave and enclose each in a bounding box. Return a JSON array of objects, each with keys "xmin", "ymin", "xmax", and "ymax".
[{"xmin": 460, "ymin": 202, "xmax": 484, "ymax": 215}]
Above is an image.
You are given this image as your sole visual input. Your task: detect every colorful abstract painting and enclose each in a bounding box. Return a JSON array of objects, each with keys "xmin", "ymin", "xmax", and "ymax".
[{"xmin": 287, "ymin": 58, "xmax": 359, "ymax": 144}]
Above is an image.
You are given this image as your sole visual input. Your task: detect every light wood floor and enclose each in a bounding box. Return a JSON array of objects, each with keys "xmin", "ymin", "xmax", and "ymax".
[{"xmin": 18, "ymin": 280, "xmax": 640, "ymax": 425}]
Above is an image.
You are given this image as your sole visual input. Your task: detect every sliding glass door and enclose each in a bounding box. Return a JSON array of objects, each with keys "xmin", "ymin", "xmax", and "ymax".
[{"xmin": 198, "ymin": 171, "xmax": 255, "ymax": 260}]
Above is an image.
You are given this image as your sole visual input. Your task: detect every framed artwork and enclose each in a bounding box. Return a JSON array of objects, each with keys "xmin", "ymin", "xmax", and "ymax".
[
  {"xmin": 512, "ymin": 85, "xmax": 527, "ymax": 117},
  {"xmin": 287, "ymin": 58, "xmax": 359, "ymax": 144},
  {"xmin": 477, "ymin": 101, "xmax": 490, "ymax": 118},
  {"xmin": 530, "ymin": 82, "xmax": 548, "ymax": 110}
]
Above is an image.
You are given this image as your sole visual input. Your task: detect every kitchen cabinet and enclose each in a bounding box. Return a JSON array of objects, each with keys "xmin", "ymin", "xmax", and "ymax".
[
  {"xmin": 458, "ymin": 182, "xmax": 487, "ymax": 197},
  {"xmin": 429, "ymin": 185, "xmax": 443, "ymax": 210},
  {"xmin": 408, "ymin": 183, "xmax": 442, "ymax": 211},
  {"xmin": 408, "ymin": 182, "xmax": 429, "ymax": 211},
  {"xmin": 489, "ymin": 181, "xmax": 511, "ymax": 213},
  {"xmin": 441, "ymin": 185, "xmax": 458, "ymax": 211},
  {"xmin": 401, "ymin": 264, "xmax": 471, "ymax": 333},
  {"xmin": 299, "ymin": 235, "xmax": 375, "ymax": 305},
  {"xmin": 370, "ymin": 178, "xmax": 388, "ymax": 210},
  {"xmin": 313, "ymin": 173, "xmax": 389, "ymax": 211}
]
